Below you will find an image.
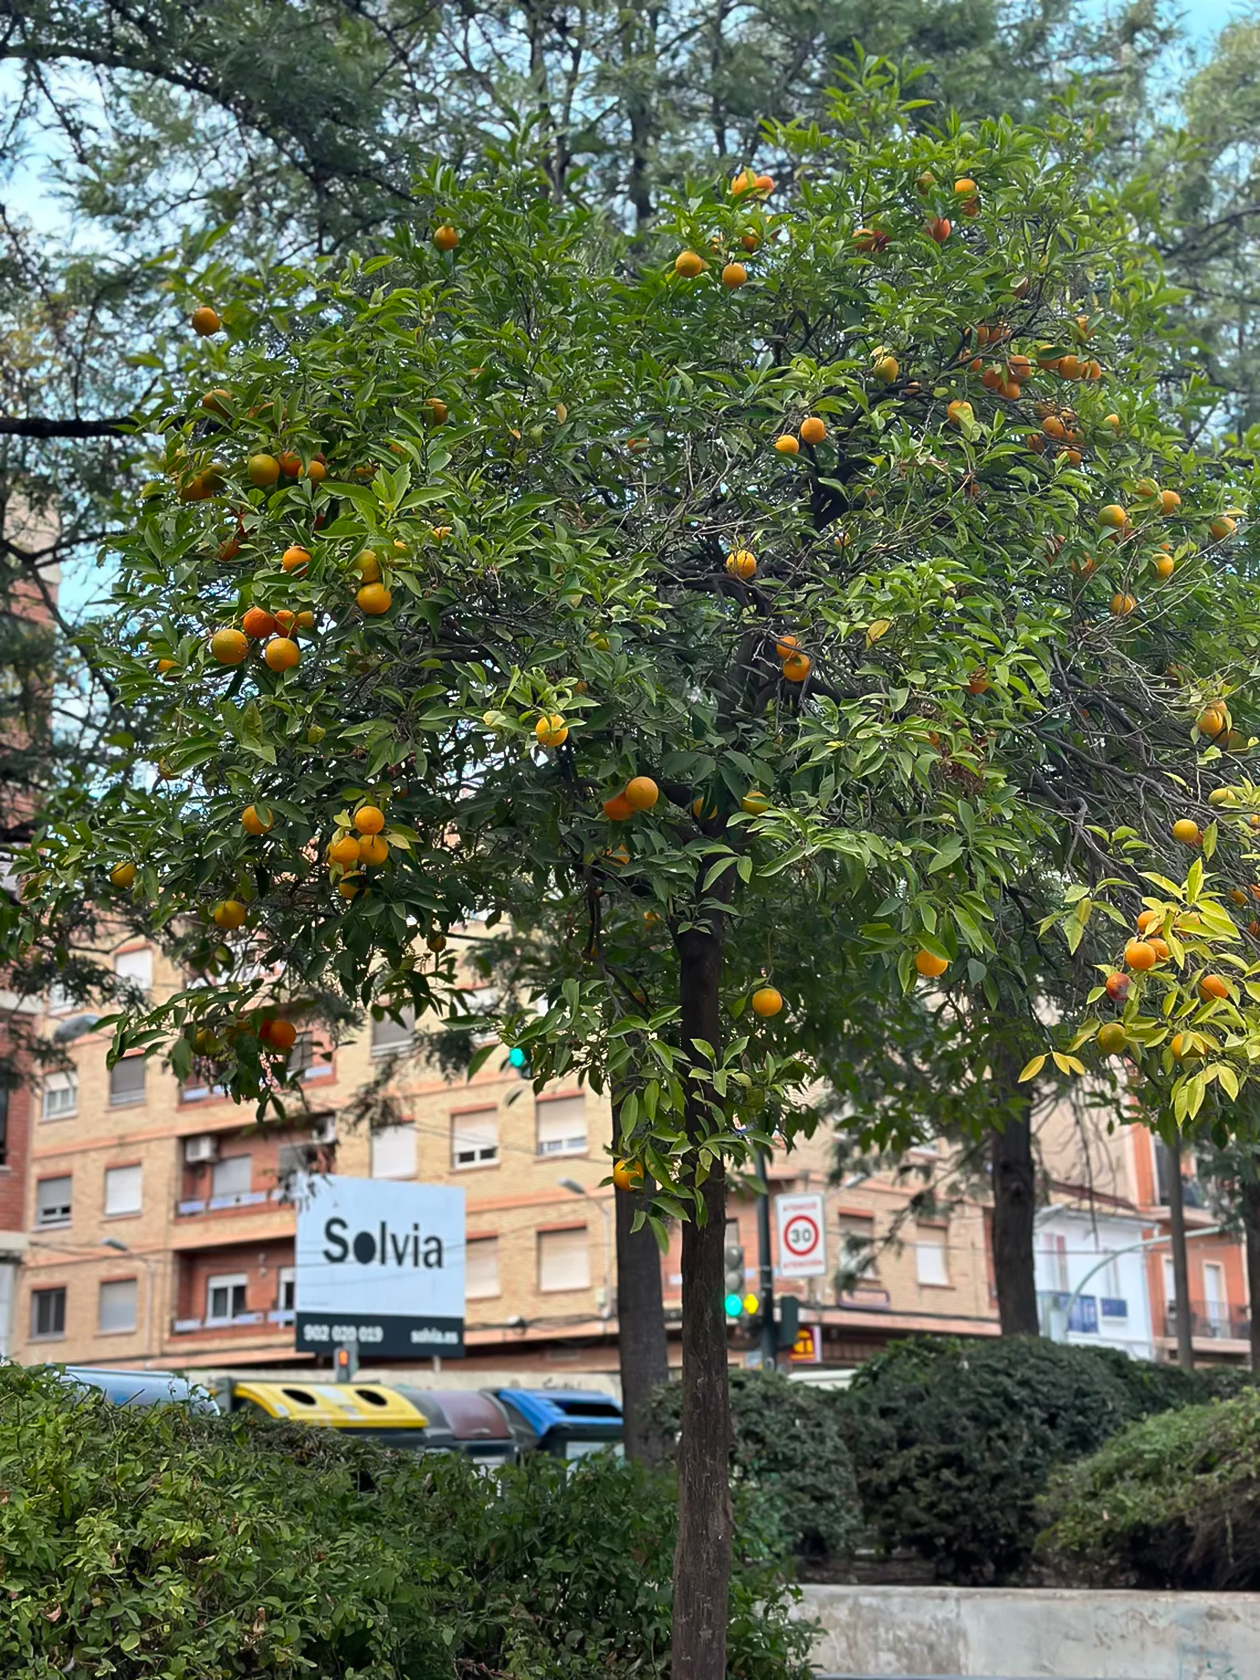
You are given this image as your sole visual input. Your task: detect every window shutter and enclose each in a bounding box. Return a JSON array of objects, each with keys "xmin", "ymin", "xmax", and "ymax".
[
  {"xmin": 98, "ymin": 1278, "xmax": 138, "ymax": 1333},
  {"xmin": 109, "ymin": 1057, "xmax": 146, "ymax": 1104},
  {"xmin": 114, "ymin": 948, "xmax": 153, "ymax": 991},
  {"xmin": 371, "ymin": 1008, "xmax": 415, "ymax": 1055},
  {"xmin": 36, "ymin": 1177, "xmax": 73, "ymax": 1226},
  {"xmin": 451, "ymin": 1110, "xmax": 498, "ymax": 1167},
  {"xmin": 42, "ymin": 1070, "xmax": 78, "ymax": 1119},
  {"xmin": 466, "ymin": 1237, "xmax": 500, "ymax": 1299},
  {"xmin": 536, "ymin": 1095, "xmax": 587, "ymax": 1156},
  {"xmin": 537, "ymin": 1227, "xmax": 590, "ymax": 1292},
  {"xmin": 371, "ymin": 1124, "xmax": 417, "ymax": 1179}
]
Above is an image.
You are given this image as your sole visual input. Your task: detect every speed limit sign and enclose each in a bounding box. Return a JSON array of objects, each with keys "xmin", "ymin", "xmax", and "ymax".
[{"xmin": 775, "ymin": 1192, "xmax": 827, "ymax": 1278}]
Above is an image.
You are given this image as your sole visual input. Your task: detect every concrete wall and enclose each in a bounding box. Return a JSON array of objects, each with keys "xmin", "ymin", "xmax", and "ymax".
[{"xmin": 800, "ymin": 1585, "xmax": 1259, "ymax": 1678}]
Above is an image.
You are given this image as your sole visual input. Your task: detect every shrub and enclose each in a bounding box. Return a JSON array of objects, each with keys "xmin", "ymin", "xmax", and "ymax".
[
  {"xmin": 0, "ymin": 1365, "xmax": 812, "ymax": 1678},
  {"xmin": 1036, "ymin": 1389, "xmax": 1260, "ymax": 1589},
  {"xmin": 648, "ymin": 1367, "xmax": 862, "ymax": 1562},
  {"xmin": 838, "ymin": 1336, "xmax": 1158, "ymax": 1583}
]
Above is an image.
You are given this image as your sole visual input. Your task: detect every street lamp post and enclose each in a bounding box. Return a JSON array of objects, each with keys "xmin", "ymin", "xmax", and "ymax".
[{"xmin": 559, "ymin": 1178, "xmax": 615, "ymax": 1319}]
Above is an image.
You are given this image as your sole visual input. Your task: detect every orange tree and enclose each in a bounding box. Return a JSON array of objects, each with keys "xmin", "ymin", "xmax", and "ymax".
[{"xmin": 18, "ymin": 62, "xmax": 1260, "ymax": 1677}]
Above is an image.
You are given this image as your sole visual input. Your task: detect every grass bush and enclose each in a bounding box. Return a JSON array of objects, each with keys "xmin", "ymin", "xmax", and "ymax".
[
  {"xmin": 647, "ymin": 1366, "xmax": 863, "ymax": 1563},
  {"xmin": 1036, "ymin": 1388, "xmax": 1260, "ymax": 1589},
  {"xmin": 838, "ymin": 1336, "xmax": 1175, "ymax": 1583},
  {"xmin": 0, "ymin": 1364, "xmax": 813, "ymax": 1678}
]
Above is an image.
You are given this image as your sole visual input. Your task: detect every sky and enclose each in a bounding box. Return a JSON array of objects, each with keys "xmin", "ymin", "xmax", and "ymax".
[{"xmin": 6, "ymin": 0, "xmax": 1258, "ymax": 620}]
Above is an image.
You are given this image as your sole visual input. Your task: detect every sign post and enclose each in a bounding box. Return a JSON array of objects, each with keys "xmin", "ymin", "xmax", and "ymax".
[
  {"xmin": 774, "ymin": 1191, "xmax": 827, "ymax": 1280},
  {"xmin": 295, "ymin": 1175, "xmax": 466, "ymax": 1361}
]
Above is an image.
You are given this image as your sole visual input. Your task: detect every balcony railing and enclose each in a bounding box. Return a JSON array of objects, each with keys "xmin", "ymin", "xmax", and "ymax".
[{"xmin": 1165, "ymin": 1300, "xmax": 1250, "ymax": 1341}]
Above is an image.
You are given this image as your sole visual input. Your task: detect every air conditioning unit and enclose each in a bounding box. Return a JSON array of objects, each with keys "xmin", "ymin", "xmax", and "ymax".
[{"xmin": 183, "ymin": 1134, "xmax": 219, "ymax": 1164}]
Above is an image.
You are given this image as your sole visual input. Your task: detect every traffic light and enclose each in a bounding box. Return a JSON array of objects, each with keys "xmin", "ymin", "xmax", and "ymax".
[
  {"xmin": 724, "ymin": 1242, "xmax": 748, "ymax": 1318},
  {"xmin": 507, "ymin": 1045, "xmax": 531, "ymax": 1076},
  {"xmin": 334, "ymin": 1343, "xmax": 358, "ymax": 1382},
  {"xmin": 777, "ymin": 1294, "xmax": 801, "ymax": 1349}
]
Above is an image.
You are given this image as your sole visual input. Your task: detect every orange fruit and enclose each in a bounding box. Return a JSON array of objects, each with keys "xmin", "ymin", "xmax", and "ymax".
[
  {"xmin": 721, "ymin": 262, "xmax": 748, "ymax": 289},
  {"xmin": 424, "ymin": 397, "xmax": 448, "ymax": 425},
  {"xmin": 954, "ymin": 177, "xmax": 978, "ymax": 196},
  {"xmin": 354, "ymin": 805, "xmax": 386, "ymax": 835},
  {"xmin": 1104, "ymin": 413, "xmax": 1120, "ymax": 432},
  {"xmin": 306, "ymin": 459, "xmax": 327, "ymax": 484},
  {"xmin": 675, "ymin": 250, "xmax": 704, "ymax": 278},
  {"xmin": 535, "ymin": 714, "xmax": 568, "ymax": 747},
  {"xmin": 725, "ymin": 549, "xmax": 757, "ymax": 579},
  {"xmin": 1110, "ymin": 593, "xmax": 1137, "ymax": 617},
  {"xmin": 1104, "ymin": 972, "xmax": 1131, "ymax": 1002},
  {"xmin": 602, "ymin": 792, "xmax": 635, "ymax": 820},
  {"xmin": 357, "ymin": 583, "xmax": 392, "ymax": 615},
  {"xmin": 751, "ymin": 986, "xmax": 784, "ymax": 1017},
  {"xmin": 264, "ymin": 637, "xmax": 300, "ymax": 672},
  {"xmin": 1042, "ymin": 415, "xmax": 1066, "ymax": 439},
  {"xmin": 612, "ymin": 1159, "xmax": 645, "ymax": 1192},
  {"xmin": 213, "ymin": 899, "xmax": 247, "ymax": 930},
  {"xmin": 741, "ymin": 790, "xmax": 770, "ymax": 814},
  {"xmin": 427, "ymin": 931, "xmax": 447, "ymax": 951},
  {"xmin": 1199, "ymin": 974, "xmax": 1230, "ymax": 1000},
  {"xmin": 1058, "ymin": 354, "xmax": 1082, "ymax": 379},
  {"xmin": 625, "ymin": 776, "xmax": 659, "ymax": 811},
  {"xmin": 1149, "ymin": 937, "xmax": 1170, "ymax": 961},
  {"xmin": 1210, "ymin": 515, "xmax": 1237, "ymax": 540},
  {"xmin": 338, "ymin": 875, "xmax": 363, "ymax": 899},
  {"xmin": 926, "ymin": 216, "xmax": 951, "ymax": 243},
  {"xmin": 852, "ymin": 227, "xmax": 889, "ymax": 253},
  {"xmin": 781, "ymin": 652, "xmax": 811, "ymax": 682},
  {"xmin": 1124, "ymin": 939, "xmax": 1156, "ymax": 971},
  {"xmin": 1098, "ymin": 504, "xmax": 1129, "ymax": 530},
  {"xmin": 914, "ymin": 949, "xmax": 949, "ymax": 978},
  {"xmin": 1097, "ymin": 1022, "xmax": 1127, "ymax": 1054},
  {"xmin": 281, "ymin": 545, "xmax": 311, "ymax": 572},
  {"xmin": 947, "ymin": 400, "xmax": 974, "ymax": 426},
  {"xmin": 730, "ymin": 169, "xmax": 755, "ymax": 194},
  {"xmin": 1171, "ymin": 818, "xmax": 1201, "ymax": 846},
  {"xmin": 273, "ymin": 610, "xmax": 296, "ymax": 634},
  {"xmin": 241, "ymin": 607, "xmax": 277, "ymax": 639},
  {"xmin": 800, "ymin": 415, "xmax": 827, "ymax": 444},
  {"xmin": 355, "ymin": 550, "xmax": 381, "ymax": 581},
  {"xmin": 1196, "ymin": 706, "xmax": 1228, "ymax": 739},
  {"xmin": 774, "ymin": 435, "xmax": 800, "ymax": 455},
  {"xmin": 241, "ymin": 805, "xmax": 273, "ymax": 836},
  {"xmin": 1136, "ymin": 909, "xmax": 1162, "ymax": 934},
  {"xmin": 210, "ymin": 628, "xmax": 250, "ymax": 666},
  {"xmin": 156, "ymin": 658, "xmax": 179, "ymax": 676},
  {"xmin": 1153, "ymin": 555, "xmax": 1175, "ymax": 581},
  {"xmin": 1159, "ymin": 490, "xmax": 1181, "ymax": 513},
  {"xmin": 247, "ymin": 453, "xmax": 280, "ymax": 487},
  {"xmin": 754, "ymin": 173, "xmax": 773, "ymax": 193},
  {"xmin": 260, "ymin": 1018, "xmax": 298, "ymax": 1051},
  {"xmin": 873, "ymin": 355, "xmax": 900, "ymax": 383},
  {"xmin": 109, "ymin": 862, "xmax": 136, "ymax": 889},
  {"xmin": 358, "ymin": 834, "xmax": 389, "ymax": 866},
  {"xmin": 433, "ymin": 225, "xmax": 459, "ymax": 251},
  {"xmin": 296, "ymin": 610, "xmax": 315, "ymax": 629},
  {"xmin": 329, "ymin": 833, "xmax": 361, "ymax": 867},
  {"xmin": 277, "ymin": 452, "xmax": 303, "ymax": 478},
  {"xmin": 190, "ymin": 306, "xmax": 221, "ymax": 336},
  {"xmin": 201, "ymin": 388, "xmax": 232, "ymax": 416},
  {"xmin": 774, "ymin": 633, "xmax": 799, "ymax": 660},
  {"xmin": 967, "ymin": 671, "xmax": 991, "ymax": 694}
]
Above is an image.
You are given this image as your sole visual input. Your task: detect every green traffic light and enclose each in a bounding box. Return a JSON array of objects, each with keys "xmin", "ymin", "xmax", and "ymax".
[
  {"xmin": 724, "ymin": 1292, "xmax": 743, "ymax": 1317},
  {"xmin": 508, "ymin": 1046, "xmax": 527, "ymax": 1068}
]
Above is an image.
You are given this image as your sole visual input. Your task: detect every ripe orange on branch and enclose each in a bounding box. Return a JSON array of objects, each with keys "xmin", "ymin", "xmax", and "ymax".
[
  {"xmin": 264, "ymin": 637, "xmax": 300, "ymax": 672},
  {"xmin": 210, "ymin": 628, "xmax": 250, "ymax": 666},
  {"xmin": 1124, "ymin": 939, "xmax": 1157, "ymax": 971},
  {"xmin": 675, "ymin": 250, "xmax": 704, "ymax": 278},
  {"xmin": 357, "ymin": 583, "xmax": 392, "ymax": 615},
  {"xmin": 751, "ymin": 986, "xmax": 784, "ymax": 1017},
  {"xmin": 914, "ymin": 949, "xmax": 949, "ymax": 978},
  {"xmin": 190, "ymin": 306, "xmax": 221, "ymax": 336},
  {"xmin": 625, "ymin": 777, "xmax": 659, "ymax": 811},
  {"xmin": 354, "ymin": 806, "xmax": 386, "ymax": 835}
]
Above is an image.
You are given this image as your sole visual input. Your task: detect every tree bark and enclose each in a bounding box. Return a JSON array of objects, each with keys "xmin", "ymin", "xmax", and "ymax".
[
  {"xmin": 612, "ymin": 1092, "xmax": 670, "ymax": 1465},
  {"xmin": 671, "ymin": 924, "xmax": 732, "ymax": 1680},
  {"xmin": 989, "ymin": 1048, "xmax": 1040, "ymax": 1336},
  {"xmin": 1242, "ymin": 1176, "xmax": 1260, "ymax": 1373},
  {"xmin": 1165, "ymin": 1137, "xmax": 1194, "ymax": 1370}
]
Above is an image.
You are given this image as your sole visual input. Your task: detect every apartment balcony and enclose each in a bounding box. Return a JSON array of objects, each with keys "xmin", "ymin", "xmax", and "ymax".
[
  {"xmin": 1164, "ymin": 1300, "xmax": 1250, "ymax": 1343},
  {"xmin": 1038, "ymin": 1291, "xmax": 1130, "ymax": 1336}
]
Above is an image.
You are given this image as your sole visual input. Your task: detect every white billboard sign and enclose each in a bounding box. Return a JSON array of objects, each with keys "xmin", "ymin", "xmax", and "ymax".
[
  {"xmin": 294, "ymin": 1174, "xmax": 466, "ymax": 1358},
  {"xmin": 775, "ymin": 1191, "xmax": 827, "ymax": 1279}
]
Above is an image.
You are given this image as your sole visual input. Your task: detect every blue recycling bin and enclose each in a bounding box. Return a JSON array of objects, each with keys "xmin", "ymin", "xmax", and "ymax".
[{"xmin": 492, "ymin": 1388, "xmax": 623, "ymax": 1460}]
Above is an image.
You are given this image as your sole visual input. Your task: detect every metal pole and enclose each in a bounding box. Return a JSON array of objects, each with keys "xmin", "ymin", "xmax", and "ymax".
[
  {"xmin": 601, "ymin": 1200, "xmax": 615, "ymax": 1319},
  {"xmin": 755, "ymin": 1149, "xmax": 777, "ymax": 1368},
  {"xmin": 1165, "ymin": 1138, "xmax": 1195, "ymax": 1369},
  {"xmin": 1058, "ymin": 1223, "xmax": 1223, "ymax": 1338}
]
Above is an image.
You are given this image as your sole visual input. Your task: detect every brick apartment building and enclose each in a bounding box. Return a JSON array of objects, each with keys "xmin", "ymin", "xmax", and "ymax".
[{"xmin": 13, "ymin": 933, "xmax": 1254, "ymax": 1380}]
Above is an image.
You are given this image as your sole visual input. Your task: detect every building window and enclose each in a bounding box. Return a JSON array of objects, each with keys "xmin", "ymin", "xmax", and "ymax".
[
  {"xmin": 114, "ymin": 946, "xmax": 154, "ymax": 993},
  {"xmin": 35, "ymin": 1176, "xmax": 73, "ymax": 1228},
  {"xmin": 42, "ymin": 1069, "xmax": 78, "ymax": 1120},
  {"xmin": 837, "ymin": 1213, "xmax": 878, "ymax": 1284},
  {"xmin": 371, "ymin": 1007, "xmax": 415, "ymax": 1057},
  {"xmin": 371, "ymin": 1123, "xmax": 417, "ymax": 1179},
  {"xmin": 277, "ymin": 1265, "xmax": 296, "ymax": 1315},
  {"xmin": 98, "ymin": 1278, "xmax": 138, "ymax": 1334},
  {"xmin": 206, "ymin": 1273, "xmax": 249, "ymax": 1324},
  {"xmin": 915, "ymin": 1227, "xmax": 950, "ymax": 1287},
  {"xmin": 467, "ymin": 1236, "xmax": 500, "ymax": 1300},
  {"xmin": 538, "ymin": 1227, "xmax": 590, "ymax": 1293},
  {"xmin": 288, "ymin": 1032, "xmax": 332, "ymax": 1081},
  {"xmin": 536, "ymin": 1095, "xmax": 587, "ymax": 1158},
  {"xmin": 452, "ymin": 1109, "xmax": 499, "ymax": 1169},
  {"xmin": 30, "ymin": 1286, "xmax": 66, "ymax": 1339},
  {"xmin": 109, "ymin": 1056, "xmax": 146, "ymax": 1107},
  {"xmin": 210, "ymin": 1155, "xmax": 252, "ymax": 1206},
  {"xmin": 104, "ymin": 1164, "xmax": 143, "ymax": 1217}
]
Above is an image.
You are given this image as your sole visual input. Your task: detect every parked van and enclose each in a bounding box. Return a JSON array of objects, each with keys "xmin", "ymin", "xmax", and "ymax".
[
  {"xmin": 220, "ymin": 1380, "xmax": 430, "ymax": 1450},
  {"xmin": 55, "ymin": 1366, "xmax": 219, "ymax": 1413}
]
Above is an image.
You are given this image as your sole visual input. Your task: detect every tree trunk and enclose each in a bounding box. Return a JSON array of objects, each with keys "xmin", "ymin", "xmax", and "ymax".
[
  {"xmin": 613, "ymin": 1093, "xmax": 670, "ymax": 1465},
  {"xmin": 671, "ymin": 925, "xmax": 732, "ymax": 1680},
  {"xmin": 989, "ymin": 1048, "xmax": 1040, "ymax": 1336},
  {"xmin": 1165, "ymin": 1137, "xmax": 1194, "ymax": 1370},
  {"xmin": 1242, "ymin": 1176, "xmax": 1260, "ymax": 1373}
]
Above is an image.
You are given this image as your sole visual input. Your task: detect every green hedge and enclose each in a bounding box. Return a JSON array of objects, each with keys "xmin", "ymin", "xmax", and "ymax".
[
  {"xmin": 836, "ymin": 1336, "xmax": 1246, "ymax": 1584},
  {"xmin": 0, "ymin": 1365, "xmax": 813, "ymax": 1678},
  {"xmin": 647, "ymin": 1366, "xmax": 863, "ymax": 1562},
  {"xmin": 1036, "ymin": 1388, "xmax": 1260, "ymax": 1589}
]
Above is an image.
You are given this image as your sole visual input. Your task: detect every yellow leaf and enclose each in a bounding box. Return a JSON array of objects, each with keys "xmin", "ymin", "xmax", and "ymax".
[
  {"xmin": 1051, "ymin": 1050, "xmax": 1083, "ymax": 1076},
  {"xmin": 1018, "ymin": 1054, "xmax": 1047, "ymax": 1082},
  {"xmin": 866, "ymin": 619, "xmax": 892, "ymax": 646}
]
